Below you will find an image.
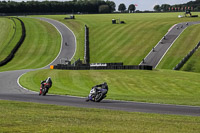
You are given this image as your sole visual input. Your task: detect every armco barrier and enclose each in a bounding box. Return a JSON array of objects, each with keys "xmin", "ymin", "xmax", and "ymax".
[
  {"xmin": 53, "ymin": 64, "xmax": 152, "ymax": 70},
  {"xmin": 84, "ymin": 25, "xmax": 90, "ymax": 65},
  {"xmin": 173, "ymin": 41, "xmax": 200, "ymax": 70},
  {"xmin": 0, "ymin": 17, "xmax": 26, "ymax": 66}
]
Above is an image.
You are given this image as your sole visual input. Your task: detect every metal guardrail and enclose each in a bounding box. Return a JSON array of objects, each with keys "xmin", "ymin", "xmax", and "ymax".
[
  {"xmin": 173, "ymin": 41, "xmax": 200, "ymax": 70},
  {"xmin": 84, "ymin": 25, "xmax": 90, "ymax": 65},
  {"xmin": 53, "ymin": 64, "xmax": 152, "ymax": 70}
]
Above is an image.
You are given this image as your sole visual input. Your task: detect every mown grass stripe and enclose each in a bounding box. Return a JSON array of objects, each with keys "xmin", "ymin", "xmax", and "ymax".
[
  {"xmin": 43, "ymin": 13, "xmax": 200, "ymax": 67},
  {"xmin": 0, "ymin": 17, "xmax": 22, "ymax": 61},
  {"xmin": 0, "ymin": 17, "xmax": 60, "ymax": 72},
  {"xmin": 20, "ymin": 69, "xmax": 200, "ymax": 106},
  {"xmin": 1, "ymin": 100, "xmax": 200, "ymax": 132}
]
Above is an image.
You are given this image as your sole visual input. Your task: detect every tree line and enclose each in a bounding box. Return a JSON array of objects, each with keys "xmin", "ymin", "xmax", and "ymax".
[
  {"xmin": 118, "ymin": 3, "xmax": 136, "ymax": 13},
  {"xmin": 154, "ymin": 0, "xmax": 200, "ymax": 12},
  {"xmin": 0, "ymin": 0, "xmax": 116, "ymax": 14}
]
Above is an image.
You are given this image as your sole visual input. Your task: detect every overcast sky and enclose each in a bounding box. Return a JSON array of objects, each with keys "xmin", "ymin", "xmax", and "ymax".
[
  {"xmin": 12, "ymin": 0, "xmax": 195, "ymax": 11},
  {"xmin": 113, "ymin": 0, "xmax": 195, "ymax": 11}
]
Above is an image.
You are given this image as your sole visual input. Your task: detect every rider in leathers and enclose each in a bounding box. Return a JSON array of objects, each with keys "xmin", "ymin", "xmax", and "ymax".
[
  {"xmin": 39, "ymin": 77, "xmax": 52, "ymax": 95},
  {"xmin": 86, "ymin": 82, "xmax": 108, "ymax": 101}
]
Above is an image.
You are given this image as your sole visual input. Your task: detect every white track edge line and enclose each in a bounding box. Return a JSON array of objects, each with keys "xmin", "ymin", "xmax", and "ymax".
[
  {"xmin": 17, "ymin": 72, "xmax": 38, "ymax": 94},
  {"xmin": 17, "ymin": 17, "xmax": 77, "ymax": 92},
  {"xmin": 155, "ymin": 23, "xmax": 200, "ymax": 68},
  {"xmin": 139, "ymin": 24, "xmax": 177, "ymax": 65}
]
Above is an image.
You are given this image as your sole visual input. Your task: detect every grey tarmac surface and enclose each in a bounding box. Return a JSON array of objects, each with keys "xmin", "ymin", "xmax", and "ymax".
[
  {"xmin": 140, "ymin": 21, "xmax": 200, "ymax": 68},
  {"xmin": 0, "ymin": 18, "xmax": 200, "ymax": 116},
  {"xmin": 0, "ymin": 94, "xmax": 200, "ymax": 116},
  {"xmin": 36, "ymin": 17, "xmax": 76, "ymax": 68}
]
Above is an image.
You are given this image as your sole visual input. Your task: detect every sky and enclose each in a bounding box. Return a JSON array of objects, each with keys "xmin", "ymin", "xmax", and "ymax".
[
  {"xmin": 11, "ymin": 0, "xmax": 195, "ymax": 11},
  {"xmin": 113, "ymin": 0, "xmax": 195, "ymax": 11}
]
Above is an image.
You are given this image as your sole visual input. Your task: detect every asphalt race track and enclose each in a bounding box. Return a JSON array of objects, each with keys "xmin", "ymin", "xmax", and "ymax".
[
  {"xmin": 0, "ymin": 18, "xmax": 200, "ymax": 116},
  {"xmin": 140, "ymin": 21, "xmax": 200, "ymax": 68}
]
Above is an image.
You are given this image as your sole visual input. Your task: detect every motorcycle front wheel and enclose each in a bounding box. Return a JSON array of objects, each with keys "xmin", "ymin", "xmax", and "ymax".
[
  {"xmin": 95, "ymin": 92, "xmax": 103, "ymax": 102},
  {"xmin": 42, "ymin": 87, "xmax": 47, "ymax": 96}
]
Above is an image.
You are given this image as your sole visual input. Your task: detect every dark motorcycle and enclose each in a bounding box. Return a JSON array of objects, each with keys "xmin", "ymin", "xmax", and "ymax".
[
  {"xmin": 86, "ymin": 86, "xmax": 108, "ymax": 102},
  {"xmin": 39, "ymin": 77, "xmax": 52, "ymax": 96}
]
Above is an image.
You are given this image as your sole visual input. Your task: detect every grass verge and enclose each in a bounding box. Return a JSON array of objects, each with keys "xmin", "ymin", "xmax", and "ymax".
[
  {"xmin": 181, "ymin": 48, "xmax": 200, "ymax": 73},
  {"xmin": 1, "ymin": 100, "xmax": 200, "ymax": 133},
  {"xmin": 157, "ymin": 24, "xmax": 200, "ymax": 70},
  {"xmin": 20, "ymin": 69, "xmax": 200, "ymax": 106},
  {"xmin": 0, "ymin": 17, "xmax": 22, "ymax": 61}
]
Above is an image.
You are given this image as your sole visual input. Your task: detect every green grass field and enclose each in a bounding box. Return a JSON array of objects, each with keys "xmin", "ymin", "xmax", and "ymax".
[
  {"xmin": 17, "ymin": 13, "xmax": 200, "ymax": 106},
  {"xmin": 0, "ymin": 17, "xmax": 22, "ymax": 61},
  {"xmin": 1, "ymin": 100, "xmax": 200, "ymax": 133},
  {"xmin": 0, "ymin": 17, "xmax": 61, "ymax": 72},
  {"xmin": 36, "ymin": 15, "xmax": 86, "ymax": 61},
  {"xmin": 181, "ymin": 48, "xmax": 200, "ymax": 72},
  {"xmin": 43, "ymin": 13, "xmax": 200, "ymax": 65},
  {"xmin": 20, "ymin": 69, "xmax": 200, "ymax": 106},
  {"xmin": 2, "ymin": 13, "xmax": 200, "ymax": 132}
]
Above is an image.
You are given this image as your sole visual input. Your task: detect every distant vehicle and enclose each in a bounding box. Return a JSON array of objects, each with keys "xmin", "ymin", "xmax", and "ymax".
[
  {"xmin": 39, "ymin": 77, "xmax": 52, "ymax": 96},
  {"xmin": 86, "ymin": 82, "xmax": 108, "ymax": 102}
]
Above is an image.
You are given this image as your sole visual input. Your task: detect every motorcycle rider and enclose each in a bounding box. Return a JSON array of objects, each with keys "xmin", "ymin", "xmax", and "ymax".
[
  {"xmin": 39, "ymin": 77, "xmax": 52, "ymax": 95},
  {"xmin": 95, "ymin": 82, "xmax": 108, "ymax": 93},
  {"xmin": 86, "ymin": 82, "xmax": 108, "ymax": 102}
]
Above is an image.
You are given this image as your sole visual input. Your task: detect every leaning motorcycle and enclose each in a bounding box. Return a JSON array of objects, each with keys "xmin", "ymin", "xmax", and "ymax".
[
  {"xmin": 87, "ymin": 87, "xmax": 107, "ymax": 102},
  {"xmin": 39, "ymin": 77, "xmax": 52, "ymax": 96}
]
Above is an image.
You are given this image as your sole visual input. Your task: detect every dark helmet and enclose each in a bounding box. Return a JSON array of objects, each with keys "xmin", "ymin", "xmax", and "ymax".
[{"xmin": 103, "ymin": 82, "xmax": 107, "ymax": 85}]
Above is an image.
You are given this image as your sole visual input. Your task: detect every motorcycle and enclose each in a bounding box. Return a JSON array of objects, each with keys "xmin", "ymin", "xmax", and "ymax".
[
  {"xmin": 39, "ymin": 77, "xmax": 52, "ymax": 96},
  {"xmin": 86, "ymin": 86, "xmax": 108, "ymax": 102}
]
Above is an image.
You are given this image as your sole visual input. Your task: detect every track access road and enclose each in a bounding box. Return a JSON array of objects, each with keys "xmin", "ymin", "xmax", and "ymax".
[{"xmin": 0, "ymin": 18, "xmax": 200, "ymax": 116}]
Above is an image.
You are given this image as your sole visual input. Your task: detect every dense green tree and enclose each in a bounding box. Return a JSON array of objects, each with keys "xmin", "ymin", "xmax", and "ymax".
[
  {"xmin": 170, "ymin": 0, "xmax": 200, "ymax": 11},
  {"xmin": 153, "ymin": 5, "xmax": 161, "ymax": 12},
  {"xmin": 99, "ymin": 5, "xmax": 110, "ymax": 13},
  {"xmin": 106, "ymin": 0, "xmax": 115, "ymax": 12},
  {"xmin": 194, "ymin": 6, "xmax": 200, "ymax": 11},
  {"xmin": 0, "ymin": 0, "xmax": 115, "ymax": 14},
  {"xmin": 161, "ymin": 4, "xmax": 170, "ymax": 12},
  {"xmin": 118, "ymin": 3, "xmax": 126, "ymax": 12},
  {"xmin": 128, "ymin": 4, "xmax": 135, "ymax": 13}
]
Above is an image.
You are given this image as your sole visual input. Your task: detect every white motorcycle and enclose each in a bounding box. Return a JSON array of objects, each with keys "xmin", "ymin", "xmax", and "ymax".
[{"xmin": 86, "ymin": 87, "xmax": 108, "ymax": 102}]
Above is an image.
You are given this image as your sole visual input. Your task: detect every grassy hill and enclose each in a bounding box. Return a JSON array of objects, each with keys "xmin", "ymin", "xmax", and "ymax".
[
  {"xmin": 36, "ymin": 15, "xmax": 85, "ymax": 62},
  {"xmin": 1, "ymin": 13, "xmax": 200, "ymax": 105},
  {"xmin": 0, "ymin": 17, "xmax": 22, "ymax": 61},
  {"xmin": 17, "ymin": 13, "xmax": 200, "ymax": 106},
  {"xmin": 2, "ymin": 13, "xmax": 200, "ymax": 131},
  {"xmin": 43, "ymin": 13, "xmax": 200, "ymax": 65},
  {"xmin": 0, "ymin": 17, "xmax": 61, "ymax": 72}
]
